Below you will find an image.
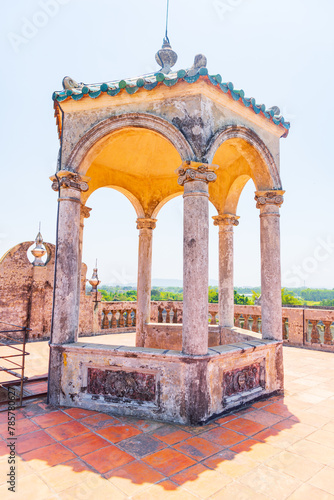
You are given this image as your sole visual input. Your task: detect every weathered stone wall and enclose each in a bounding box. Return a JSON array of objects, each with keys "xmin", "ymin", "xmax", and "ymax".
[{"xmin": 0, "ymin": 241, "xmax": 96, "ymax": 340}]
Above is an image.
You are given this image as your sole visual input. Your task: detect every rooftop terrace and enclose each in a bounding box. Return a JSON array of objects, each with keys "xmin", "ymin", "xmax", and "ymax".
[{"xmin": 1, "ymin": 334, "xmax": 333, "ymax": 499}]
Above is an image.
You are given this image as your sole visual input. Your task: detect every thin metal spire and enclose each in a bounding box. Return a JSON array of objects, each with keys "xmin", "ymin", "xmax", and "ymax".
[{"xmin": 165, "ymin": 0, "xmax": 170, "ymax": 44}]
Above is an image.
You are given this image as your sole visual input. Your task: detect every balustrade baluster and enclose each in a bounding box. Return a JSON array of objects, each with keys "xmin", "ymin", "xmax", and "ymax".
[
  {"xmin": 323, "ymin": 321, "xmax": 333, "ymax": 345},
  {"xmin": 119, "ymin": 310, "xmax": 125, "ymax": 327},
  {"xmin": 111, "ymin": 311, "xmax": 117, "ymax": 328},
  {"xmin": 102, "ymin": 310, "xmax": 110, "ymax": 329},
  {"xmin": 243, "ymin": 315, "xmax": 249, "ymax": 330},
  {"xmin": 126, "ymin": 310, "xmax": 132, "ymax": 327},
  {"xmin": 310, "ymin": 320, "xmax": 320, "ymax": 344},
  {"xmin": 165, "ymin": 308, "xmax": 171, "ymax": 324},
  {"xmin": 282, "ymin": 317, "xmax": 288, "ymax": 340},
  {"xmin": 234, "ymin": 314, "xmax": 241, "ymax": 327},
  {"xmin": 158, "ymin": 307, "xmax": 163, "ymax": 323},
  {"xmin": 252, "ymin": 315, "xmax": 259, "ymax": 332},
  {"xmin": 173, "ymin": 308, "xmax": 178, "ymax": 323}
]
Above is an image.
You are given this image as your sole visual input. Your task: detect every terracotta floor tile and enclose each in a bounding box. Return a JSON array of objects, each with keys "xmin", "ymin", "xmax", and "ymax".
[
  {"xmin": 253, "ymin": 428, "xmax": 302, "ymax": 449},
  {"xmin": 22, "ymin": 402, "xmax": 56, "ymax": 418},
  {"xmin": 266, "ymin": 450, "xmax": 324, "ymax": 481},
  {"xmin": 143, "ymin": 448, "xmax": 196, "ymax": 476},
  {"xmin": 262, "ymin": 402, "xmax": 295, "ymax": 417},
  {"xmin": 215, "ymin": 414, "xmax": 238, "ymax": 425},
  {"xmin": 308, "ymin": 466, "xmax": 334, "ymax": 495},
  {"xmin": 242, "ymin": 409, "xmax": 285, "ymax": 426},
  {"xmin": 209, "ymin": 480, "xmax": 269, "ymax": 499},
  {"xmin": 21, "ymin": 442, "xmax": 76, "ymax": 470},
  {"xmin": 106, "ymin": 460, "xmax": 165, "ymax": 496},
  {"xmin": 203, "ymin": 449, "xmax": 257, "ymax": 478},
  {"xmin": 118, "ymin": 433, "xmax": 166, "ymax": 458},
  {"xmin": 323, "ymin": 422, "xmax": 334, "ymax": 433},
  {"xmin": 40, "ymin": 458, "xmax": 95, "ymax": 492},
  {"xmin": 240, "ymin": 464, "xmax": 302, "ymax": 499},
  {"xmin": 62, "ymin": 432, "xmax": 110, "ymax": 456},
  {"xmin": 31, "ymin": 410, "xmax": 72, "ymax": 428},
  {"xmin": 201, "ymin": 427, "xmax": 245, "ymax": 447},
  {"xmin": 230, "ymin": 439, "xmax": 280, "ymax": 462},
  {"xmin": 14, "ymin": 418, "xmax": 40, "ymax": 437},
  {"xmin": 82, "ymin": 444, "xmax": 134, "ymax": 473},
  {"xmin": 273, "ymin": 419, "xmax": 316, "ymax": 437},
  {"xmin": 252, "ymin": 400, "xmax": 273, "ymax": 409},
  {"xmin": 305, "ymin": 405, "xmax": 334, "ymax": 419},
  {"xmin": 176, "ymin": 422, "xmax": 218, "ymax": 435},
  {"xmin": 288, "ymin": 440, "xmax": 334, "ymax": 465},
  {"xmin": 224, "ymin": 417, "xmax": 266, "ymax": 436},
  {"xmin": 0, "ymin": 440, "xmax": 7, "ymax": 458},
  {"xmin": 80, "ymin": 413, "xmax": 120, "ymax": 430},
  {"xmin": 97, "ymin": 424, "xmax": 142, "ymax": 443},
  {"xmin": 59, "ymin": 473, "xmax": 127, "ymax": 500},
  {"xmin": 306, "ymin": 429, "xmax": 334, "ymax": 449},
  {"xmin": 62, "ymin": 408, "xmax": 100, "ymax": 419},
  {"xmin": 288, "ymin": 410, "xmax": 330, "ymax": 428},
  {"xmin": 131, "ymin": 479, "xmax": 198, "ymax": 499},
  {"xmin": 172, "ymin": 463, "xmax": 232, "ymax": 497},
  {"xmin": 16, "ymin": 430, "xmax": 55, "ymax": 454},
  {"xmin": 46, "ymin": 420, "xmax": 88, "ymax": 441},
  {"xmin": 0, "ymin": 456, "xmax": 33, "ymax": 483},
  {"xmin": 287, "ymin": 482, "xmax": 334, "ymax": 500},
  {"xmin": 173, "ymin": 436, "xmax": 223, "ymax": 461},
  {"xmin": 152, "ymin": 425, "xmax": 192, "ymax": 445},
  {"xmin": 123, "ymin": 417, "xmax": 165, "ymax": 433},
  {"xmin": 0, "ymin": 472, "xmax": 53, "ymax": 500}
]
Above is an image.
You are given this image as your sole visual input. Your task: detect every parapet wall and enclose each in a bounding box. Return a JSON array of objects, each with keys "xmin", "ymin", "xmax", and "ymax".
[
  {"xmin": 51, "ymin": 337, "xmax": 283, "ymax": 425},
  {"xmin": 0, "ymin": 241, "xmax": 97, "ymax": 339}
]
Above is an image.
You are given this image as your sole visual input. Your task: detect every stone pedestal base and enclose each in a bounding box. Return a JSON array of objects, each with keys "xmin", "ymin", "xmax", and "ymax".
[{"xmin": 50, "ymin": 337, "xmax": 283, "ymax": 425}]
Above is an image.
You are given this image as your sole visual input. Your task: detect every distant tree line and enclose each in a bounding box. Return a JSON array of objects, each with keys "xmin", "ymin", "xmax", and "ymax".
[{"xmin": 95, "ymin": 285, "xmax": 334, "ymax": 306}]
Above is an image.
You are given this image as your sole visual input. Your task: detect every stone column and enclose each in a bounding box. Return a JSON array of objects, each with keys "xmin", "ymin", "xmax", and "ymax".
[
  {"xmin": 255, "ymin": 190, "xmax": 285, "ymax": 341},
  {"xmin": 50, "ymin": 171, "xmax": 90, "ymax": 344},
  {"xmin": 213, "ymin": 214, "xmax": 239, "ymax": 329},
  {"xmin": 77, "ymin": 205, "xmax": 92, "ymax": 329},
  {"xmin": 177, "ymin": 163, "xmax": 217, "ymax": 355},
  {"xmin": 136, "ymin": 218, "xmax": 157, "ymax": 347}
]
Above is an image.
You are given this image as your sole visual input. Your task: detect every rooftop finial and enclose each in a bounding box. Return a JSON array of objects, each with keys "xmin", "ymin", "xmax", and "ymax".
[
  {"xmin": 89, "ymin": 262, "xmax": 100, "ymax": 293},
  {"xmin": 31, "ymin": 224, "xmax": 46, "ymax": 266},
  {"xmin": 155, "ymin": 0, "xmax": 177, "ymax": 74},
  {"xmin": 165, "ymin": 0, "xmax": 170, "ymax": 44}
]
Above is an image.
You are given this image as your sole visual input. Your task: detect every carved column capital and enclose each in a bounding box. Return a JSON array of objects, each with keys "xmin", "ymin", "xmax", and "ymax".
[
  {"xmin": 213, "ymin": 214, "xmax": 240, "ymax": 227},
  {"xmin": 255, "ymin": 190, "xmax": 285, "ymax": 209},
  {"xmin": 81, "ymin": 205, "xmax": 92, "ymax": 219},
  {"xmin": 50, "ymin": 170, "xmax": 90, "ymax": 193},
  {"xmin": 176, "ymin": 161, "xmax": 218, "ymax": 186},
  {"xmin": 136, "ymin": 218, "xmax": 157, "ymax": 230}
]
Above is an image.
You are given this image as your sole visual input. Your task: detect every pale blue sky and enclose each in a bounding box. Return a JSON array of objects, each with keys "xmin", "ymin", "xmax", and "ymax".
[{"xmin": 1, "ymin": 0, "xmax": 334, "ymax": 288}]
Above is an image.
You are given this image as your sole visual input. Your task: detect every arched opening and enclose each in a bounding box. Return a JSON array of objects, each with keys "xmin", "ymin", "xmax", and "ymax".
[
  {"xmin": 208, "ymin": 130, "xmax": 281, "ymax": 216},
  {"xmin": 83, "ymin": 187, "xmax": 139, "ymax": 287}
]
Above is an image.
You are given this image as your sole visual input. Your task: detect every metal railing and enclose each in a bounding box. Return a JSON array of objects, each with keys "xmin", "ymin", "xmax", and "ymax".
[{"xmin": 0, "ymin": 321, "xmax": 30, "ymax": 407}]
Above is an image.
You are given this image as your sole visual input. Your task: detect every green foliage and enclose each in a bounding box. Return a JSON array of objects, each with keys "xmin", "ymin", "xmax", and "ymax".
[
  {"xmin": 97, "ymin": 285, "xmax": 334, "ymax": 306},
  {"xmin": 234, "ymin": 290, "xmax": 250, "ymax": 304},
  {"xmin": 299, "ymin": 288, "xmax": 334, "ymax": 302},
  {"xmin": 320, "ymin": 299, "xmax": 334, "ymax": 307},
  {"xmin": 208, "ymin": 287, "xmax": 218, "ymax": 303},
  {"xmin": 281, "ymin": 288, "xmax": 303, "ymax": 305}
]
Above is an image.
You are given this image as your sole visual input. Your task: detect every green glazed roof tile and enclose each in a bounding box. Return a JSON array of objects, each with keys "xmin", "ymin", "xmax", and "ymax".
[{"xmin": 53, "ymin": 68, "xmax": 290, "ymax": 134}]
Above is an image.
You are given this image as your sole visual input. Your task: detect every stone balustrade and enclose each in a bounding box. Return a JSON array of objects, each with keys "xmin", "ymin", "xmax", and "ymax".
[
  {"xmin": 99, "ymin": 302, "xmax": 136, "ymax": 332},
  {"xmin": 96, "ymin": 300, "xmax": 334, "ymax": 351}
]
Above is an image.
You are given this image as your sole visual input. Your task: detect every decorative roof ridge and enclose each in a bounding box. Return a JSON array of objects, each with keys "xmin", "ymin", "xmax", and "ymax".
[{"xmin": 53, "ymin": 68, "xmax": 290, "ymax": 136}]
